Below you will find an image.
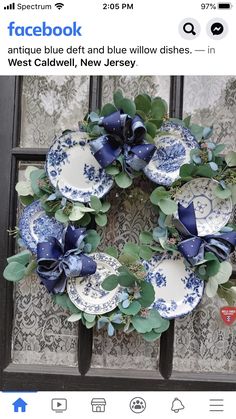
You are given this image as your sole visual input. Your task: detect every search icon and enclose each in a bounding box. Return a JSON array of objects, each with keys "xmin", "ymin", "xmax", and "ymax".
[
  {"xmin": 179, "ymin": 18, "xmax": 200, "ymax": 39},
  {"xmin": 183, "ymin": 22, "xmax": 196, "ymax": 35}
]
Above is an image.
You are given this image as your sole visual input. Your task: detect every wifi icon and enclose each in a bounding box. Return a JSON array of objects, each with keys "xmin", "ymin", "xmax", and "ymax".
[{"xmin": 55, "ymin": 2, "xmax": 64, "ymax": 9}]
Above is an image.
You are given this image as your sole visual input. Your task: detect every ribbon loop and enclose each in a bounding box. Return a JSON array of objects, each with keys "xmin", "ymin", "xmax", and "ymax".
[
  {"xmin": 175, "ymin": 202, "xmax": 236, "ymax": 266},
  {"xmin": 90, "ymin": 110, "xmax": 155, "ymax": 175},
  {"xmin": 37, "ymin": 226, "xmax": 97, "ymax": 294}
]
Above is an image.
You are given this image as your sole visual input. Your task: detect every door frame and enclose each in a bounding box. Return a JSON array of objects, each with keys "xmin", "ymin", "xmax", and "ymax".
[{"xmin": 0, "ymin": 76, "xmax": 236, "ymax": 391}]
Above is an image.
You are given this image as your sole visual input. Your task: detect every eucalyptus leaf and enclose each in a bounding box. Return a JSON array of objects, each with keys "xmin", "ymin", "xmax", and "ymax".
[
  {"xmin": 118, "ymin": 300, "xmax": 141, "ymax": 315},
  {"xmin": 119, "ymin": 98, "xmax": 136, "ymax": 117},
  {"xmin": 225, "ymin": 151, "xmax": 236, "ymax": 167},
  {"xmin": 100, "ymin": 202, "xmax": 111, "ymax": 213},
  {"xmin": 67, "ymin": 313, "xmax": 82, "ymax": 322},
  {"xmin": 123, "ymin": 243, "xmax": 140, "ymax": 259},
  {"xmin": 85, "ymin": 320, "xmax": 96, "ymax": 329},
  {"xmin": 90, "ymin": 195, "xmax": 102, "ymax": 212},
  {"xmin": 151, "ymin": 98, "xmax": 167, "ymax": 120},
  {"xmin": 83, "ymin": 313, "xmax": 96, "ymax": 323},
  {"xmin": 115, "ymin": 172, "xmax": 132, "ymax": 189},
  {"xmin": 19, "ymin": 195, "xmax": 35, "ymax": 206},
  {"xmin": 138, "ymin": 281, "xmax": 155, "ymax": 308},
  {"xmin": 139, "ymin": 231, "xmax": 153, "ymax": 245},
  {"xmin": 105, "ymin": 165, "xmax": 120, "ymax": 175},
  {"xmin": 85, "ymin": 230, "xmax": 101, "ymax": 252},
  {"xmin": 118, "ymin": 273, "xmax": 135, "ymax": 287},
  {"xmin": 105, "ymin": 246, "xmax": 119, "ymax": 259},
  {"xmin": 158, "ymin": 198, "xmax": 177, "ymax": 215},
  {"xmin": 229, "ymin": 184, "xmax": 236, "ymax": 205},
  {"xmin": 66, "ymin": 207, "xmax": 81, "ymax": 222},
  {"xmin": 134, "ymin": 94, "xmax": 151, "ymax": 114},
  {"xmin": 214, "ymin": 184, "xmax": 232, "ymax": 200},
  {"xmin": 25, "ymin": 166, "xmax": 39, "ymax": 180},
  {"xmin": 95, "ymin": 213, "xmax": 107, "ymax": 227},
  {"xmin": 139, "ymin": 245, "xmax": 154, "ymax": 260},
  {"xmin": 7, "ymin": 250, "xmax": 32, "ymax": 266},
  {"xmin": 113, "ymin": 89, "xmax": 123, "ymax": 109},
  {"xmin": 211, "ymin": 261, "xmax": 232, "ymax": 285},
  {"xmin": 141, "ymin": 330, "xmax": 162, "ymax": 341},
  {"xmin": 30, "ymin": 169, "xmax": 45, "ymax": 196},
  {"xmin": 55, "ymin": 209, "xmax": 69, "ymax": 223},
  {"xmin": 101, "ymin": 103, "xmax": 117, "ymax": 117},
  {"xmin": 205, "ymin": 277, "xmax": 218, "ymax": 298},
  {"xmin": 145, "ymin": 121, "xmax": 157, "ymax": 138},
  {"xmin": 102, "ymin": 275, "xmax": 119, "ymax": 291},
  {"xmin": 3, "ymin": 262, "xmax": 27, "ymax": 282},
  {"xmin": 15, "ymin": 181, "xmax": 33, "ymax": 197}
]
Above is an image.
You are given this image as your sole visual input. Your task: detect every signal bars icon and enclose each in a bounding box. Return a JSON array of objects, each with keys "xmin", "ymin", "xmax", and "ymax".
[{"xmin": 4, "ymin": 2, "xmax": 15, "ymax": 9}]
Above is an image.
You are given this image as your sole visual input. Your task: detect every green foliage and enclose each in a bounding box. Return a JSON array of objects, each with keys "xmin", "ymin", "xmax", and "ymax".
[
  {"xmin": 205, "ymin": 261, "xmax": 233, "ymax": 298},
  {"xmin": 85, "ymin": 230, "xmax": 101, "ymax": 252},
  {"xmin": 225, "ymin": 151, "xmax": 236, "ymax": 167},
  {"xmin": 115, "ymin": 172, "xmax": 133, "ymax": 188},
  {"xmin": 3, "ymin": 262, "xmax": 27, "ymax": 282},
  {"xmin": 150, "ymin": 187, "xmax": 177, "ymax": 215}
]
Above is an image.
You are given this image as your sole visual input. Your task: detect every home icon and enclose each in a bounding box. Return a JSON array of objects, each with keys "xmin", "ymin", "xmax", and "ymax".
[
  {"xmin": 12, "ymin": 398, "xmax": 28, "ymax": 413},
  {"xmin": 91, "ymin": 398, "xmax": 106, "ymax": 412}
]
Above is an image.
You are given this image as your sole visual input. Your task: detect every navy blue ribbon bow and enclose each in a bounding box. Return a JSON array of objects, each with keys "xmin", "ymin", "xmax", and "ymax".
[
  {"xmin": 174, "ymin": 202, "xmax": 236, "ymax": 266},
  {"xmin": 90, "ymin": 111, "xmax": 156, "ymax": 175},
  {"xmin": 36, "ymin": 226, "xmax": 97, "ymax": 294}
]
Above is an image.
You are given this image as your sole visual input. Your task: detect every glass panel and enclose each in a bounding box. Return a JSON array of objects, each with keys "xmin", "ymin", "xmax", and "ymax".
[
  {"xmin": 173, "ymin": 76, "xmax": 236, "ymax": 373},
  {"xmin": 20, "ymin": 76, "xmax": 90, "ymax": 148},
  {"xmin": 12, "ymin": 162, "xmax": 78, "ymax": 366},
  {"xmin": 91, "ymin": 76, "xmax": 171, "ymax": 370}
]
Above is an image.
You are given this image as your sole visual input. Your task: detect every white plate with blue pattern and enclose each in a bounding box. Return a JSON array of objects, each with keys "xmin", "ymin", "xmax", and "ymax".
[
  {"xmin": 144, "ymin": 121, "xmax": 199, "ymax": 186},
  {"xmin": 67, "ymin": 253, "xmax": 122, "ymax": 315},
  {"xmin": 143, "ymin": 252, "xmax": 204, "ymax": 319},
  {"xmin": 174, "ymin": 178, "xmax": 233, "ymax": 236},
  {"xmin": 19, "ymin": 200, "xmax": 64, "ymax": 254},
  {"xmin": 46, "ymin": 131, "xmax": 113, "ymax": 203}
]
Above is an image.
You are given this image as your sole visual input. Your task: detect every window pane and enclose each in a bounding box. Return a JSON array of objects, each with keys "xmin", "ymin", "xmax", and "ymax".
[
  {"xmin": 12, "ymin": 162, "xmax": 78, "ymax": 366},
  {"xmin": 91, "ymin": 76, "xmax": 171, "ymax": 370},
  {"xmin": 20, "ymin": 76, "xmax": 90, "ymax": 148},
  {"xmin": 173, "ymin": 76, "xmax": 236, "ymax": 373}
]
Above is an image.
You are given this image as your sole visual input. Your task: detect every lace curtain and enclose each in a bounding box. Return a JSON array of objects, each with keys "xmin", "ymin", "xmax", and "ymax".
[{"xmin": 13, "ymin": 76, "xmax": 236, "ymax": 373}]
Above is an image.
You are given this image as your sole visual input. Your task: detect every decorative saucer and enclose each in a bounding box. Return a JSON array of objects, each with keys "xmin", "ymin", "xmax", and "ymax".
[
  {"xmin": 67, "ymin": 252, "xmax": 122, "ymax": 315},
  {"xmin": 144, "ymin": 121, "xmax": 199, "ymax": 186},
  {"xmin": 19, "ymin": 200, "xmax": 64, "ymax": 254},
  {"xmin": 46, "ymin": 131, "xmax": 113, "ymax": 203},
  {"xmin": 143, "ymin": 252, "xmax": 204, "ymax": 319},
  {"xmin": 174, "ymin": 178, "xmax": 233, "ymax": 236}
]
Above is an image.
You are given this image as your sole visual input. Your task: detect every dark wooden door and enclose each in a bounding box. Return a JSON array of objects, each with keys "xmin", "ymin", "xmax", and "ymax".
[{"xmin": 0, "ymin": 76, "xmax": 236, "ymax": 390}]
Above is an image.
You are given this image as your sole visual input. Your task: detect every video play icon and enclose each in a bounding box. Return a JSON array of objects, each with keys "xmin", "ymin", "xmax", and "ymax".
[{"xmin": 51, "ymin": 399, "xmax": 67, "ymax": 413}]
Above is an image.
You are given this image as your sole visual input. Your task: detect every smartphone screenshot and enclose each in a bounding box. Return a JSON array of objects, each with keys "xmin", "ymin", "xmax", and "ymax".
[{"xmin": 0, "ymin": 0, "xmax": 235, "ymax": 417}]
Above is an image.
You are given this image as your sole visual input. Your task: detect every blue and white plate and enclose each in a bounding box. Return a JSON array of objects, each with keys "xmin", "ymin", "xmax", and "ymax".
[
  {"xmin": 144, "ymin": 121, "xmax": 199, "ymax": 186},
  {"xmin": 143, "ymin": 252, "xmax": 204, "ymax": 319},
  {"xmin": 46, "ymin": 131, "xmax": 113, "ymax": 203},
  {"xmin": 19, "ymin": 200, "xmax": 64, "ymax": 254},
  {"xmin": 174, "ymin": 178, "xmax": 233, "ymax": 236},
  {"xmin": 67, "ymin": 253, "xmax": 122, "ymax": 315}
]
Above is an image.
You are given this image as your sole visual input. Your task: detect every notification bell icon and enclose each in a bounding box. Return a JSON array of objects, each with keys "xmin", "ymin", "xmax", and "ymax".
[{"xmin": 171, "ymin": 398, "xmax": 185, "ymax": 413}]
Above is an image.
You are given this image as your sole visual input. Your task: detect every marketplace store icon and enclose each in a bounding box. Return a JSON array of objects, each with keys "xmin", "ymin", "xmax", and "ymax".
[{"xmin": 91, "ymin": 398, "xmax": 106, "ymax": 413}]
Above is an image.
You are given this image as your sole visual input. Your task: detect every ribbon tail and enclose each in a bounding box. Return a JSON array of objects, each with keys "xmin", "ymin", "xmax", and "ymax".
[
  {"xmin": 178, "ymin": 237, "xmax": 205, "ymax": 266},
  {"xmin": 177, "ymin": 202, "xmax": 198, "ymax": 236},
  {"xmin": 90, "ymin": 135, "xmax": 122, "ymax": 168}
]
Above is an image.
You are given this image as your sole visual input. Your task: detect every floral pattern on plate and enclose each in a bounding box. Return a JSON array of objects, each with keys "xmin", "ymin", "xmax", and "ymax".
[
  {"xmin": 19, "ymin": 200, "xmax": 64, "ymax": 254},
  {"xmin": 143, "ymin": 252, "xmax": 204, "ymax": 319},
  {"xmin": 67, "ymin": 253, "xmax": 122, "ymax": 315},
  {"xmin": 144, "ymin": 121, "xmax": 199, "ymax": 186},
  {"xmin": 46, "ymin": 131, "xmax": 114, "ymax": 203},
  {"xmin": 174, "ymin": 178, "xmax": 233, "ymax": 236}
]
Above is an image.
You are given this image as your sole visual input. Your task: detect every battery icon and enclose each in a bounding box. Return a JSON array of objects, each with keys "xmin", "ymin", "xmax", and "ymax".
[{"xmin": 218, "ymin": 3, "xmax": 232, "ymax": 8}]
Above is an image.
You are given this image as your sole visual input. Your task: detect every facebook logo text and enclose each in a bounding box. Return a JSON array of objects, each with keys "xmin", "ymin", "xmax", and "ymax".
[{"xmin": 7, "ymin": 21, "xmax": 82, "ymax": 36}]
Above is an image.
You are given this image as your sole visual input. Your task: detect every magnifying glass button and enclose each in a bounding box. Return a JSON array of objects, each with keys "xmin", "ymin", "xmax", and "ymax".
[{"xmin": 179, "ymin": 18, "xmax": 201, "ymax": 39}]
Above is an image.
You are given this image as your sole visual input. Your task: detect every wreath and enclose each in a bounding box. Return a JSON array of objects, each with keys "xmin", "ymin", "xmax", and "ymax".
[{"xmin": 4, "ymin": 90, "xmax": 236, "ymax": 342}]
